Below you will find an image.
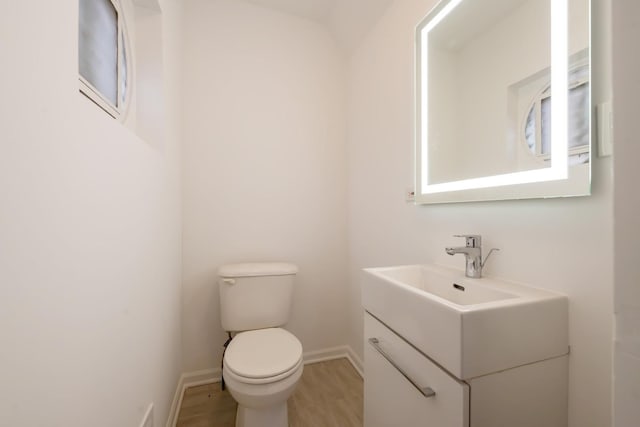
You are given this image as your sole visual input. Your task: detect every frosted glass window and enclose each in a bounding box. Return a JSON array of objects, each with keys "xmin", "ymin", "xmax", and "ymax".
[
  {"xmin": 568, "ymin": 82, "xmax": 589, "ymax": 149},
  {"xmin": 524, "ymin": 106, "xmax": 536, "ymax": 153},
  {"xmin": 78, "ymin": 0, "xmax": 129, "ymax": 117},
  {"xmin": 120, "ymin": 38, "xmax": 128, "ymax": 106}
]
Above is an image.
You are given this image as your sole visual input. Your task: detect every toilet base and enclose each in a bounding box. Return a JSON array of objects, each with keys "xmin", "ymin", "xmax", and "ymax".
[{"xmin": 236, "ymin": 402, "xmax": 288, "ymax": 427}]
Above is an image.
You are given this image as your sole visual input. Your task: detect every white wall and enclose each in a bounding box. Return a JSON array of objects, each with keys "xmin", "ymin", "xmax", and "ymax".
[
  {"xmin": 612, "ymin": 1, "xmax": 640, "ymax": 425},
  {"xmin": 0, "ymin": 1, "xmax": 183, "ymax": 426},
  {"xmin": 181, "ymin": 0, "xmax": 349, "ymax": 373},
  {"xmin": 347, "ymin": 1, "xmax": 613, "ymax": 427}
]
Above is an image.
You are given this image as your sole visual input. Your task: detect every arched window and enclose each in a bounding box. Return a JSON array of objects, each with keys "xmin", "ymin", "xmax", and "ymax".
[
  {"xmin": 78, "ymin": 0, "xmax": 131, "ymax": 119},
  {"xmin": 523, "ymin": 63, "xmax": 590, "ymax": 165}
]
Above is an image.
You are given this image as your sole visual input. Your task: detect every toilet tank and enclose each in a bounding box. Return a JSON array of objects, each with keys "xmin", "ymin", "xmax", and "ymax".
[{"xmin": 218, "ymin": 262, "xmax": 298, "ymax": 332}]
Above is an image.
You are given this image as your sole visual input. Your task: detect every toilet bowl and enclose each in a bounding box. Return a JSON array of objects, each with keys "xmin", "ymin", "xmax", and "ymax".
[{"xmin": 223, "ymin": 327, "xmax": 303, "ymax": 427}]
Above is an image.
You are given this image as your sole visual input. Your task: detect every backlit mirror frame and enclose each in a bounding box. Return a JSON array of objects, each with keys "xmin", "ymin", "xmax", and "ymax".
[{"xmin": 415, "ymin": 0, "xmax": 591, "ymax": 204}]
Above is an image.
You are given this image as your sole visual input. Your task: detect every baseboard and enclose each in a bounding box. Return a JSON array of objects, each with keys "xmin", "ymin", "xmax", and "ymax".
[
  {"xmin": 343, "ymin": 345, "xmax": 364, "ymax": 378},
  {"xmin": 165, "ymin": 345, "xmax": 363, "ymax": 427},
  {"xmin": 303, "ymin": 345, "xmax": 363, "ymax": 378},
  {"xmin": 140, "ymin": 403, "xmax": 154, "ymax": 427},
  {"xmin": 165, "ymin": 374, "xmax": 183, "ymax": 427},
  {"xmin": 165, "ymin": 368, "xmax": 222, "ymax": 427}
]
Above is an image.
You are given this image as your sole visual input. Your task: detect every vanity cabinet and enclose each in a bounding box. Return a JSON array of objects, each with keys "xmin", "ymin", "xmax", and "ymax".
[
  {"xmin": 364, "ymin": 313, "xmax": 469, "ymax": 427},
  {"xmin": 364, "ymin": 312, "xmax": 568, "ymax": 427}
]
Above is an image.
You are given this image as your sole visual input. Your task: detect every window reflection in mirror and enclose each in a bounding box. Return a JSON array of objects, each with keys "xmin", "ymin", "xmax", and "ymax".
[{"xmin": 415, "ymin": 0, "xmax": 591, "ymax": 204}]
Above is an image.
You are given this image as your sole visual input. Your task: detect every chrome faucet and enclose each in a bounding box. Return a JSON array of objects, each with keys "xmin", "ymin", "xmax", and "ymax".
[{"xmin": 445, "ymin": 235, "xmax": 499, "ymax": 278}]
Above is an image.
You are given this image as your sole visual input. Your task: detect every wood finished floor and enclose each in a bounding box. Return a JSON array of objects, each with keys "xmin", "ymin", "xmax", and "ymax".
[{"xmin": 176, "ymin": 358, "xmax": 363, "ymax": 427}]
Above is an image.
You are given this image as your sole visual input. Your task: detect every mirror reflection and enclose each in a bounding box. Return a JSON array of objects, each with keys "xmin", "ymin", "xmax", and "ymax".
[{"xmin": 416, "ymin": 0, "xmax": 590, "ymax": 203}]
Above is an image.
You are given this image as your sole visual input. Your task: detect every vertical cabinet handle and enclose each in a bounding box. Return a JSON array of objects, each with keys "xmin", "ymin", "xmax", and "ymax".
[{"xmin": 368, "ymin": 337, "xmax": 436, "ymax": 398}]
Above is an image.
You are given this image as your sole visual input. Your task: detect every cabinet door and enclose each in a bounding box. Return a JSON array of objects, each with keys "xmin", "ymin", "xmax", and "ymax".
[{"xmin": 364, "ymin": 313, "xmax": 469, "ymax": 427}]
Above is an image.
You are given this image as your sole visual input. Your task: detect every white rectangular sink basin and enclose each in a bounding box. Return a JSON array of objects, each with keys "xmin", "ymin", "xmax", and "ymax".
[
  {"xmin": 377, "ymin": 264, "xmax": 518, "ymax": 305},
  {"xmin": 362, "ymin": 264, "xmax": 568, "ymax": 380}
]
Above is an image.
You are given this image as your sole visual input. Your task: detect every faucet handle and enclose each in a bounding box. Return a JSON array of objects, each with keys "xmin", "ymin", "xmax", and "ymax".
[
  {"xmin": 453, "ymin": 234, "xmax": 481, "ymax": 248},
  {"xmin": 481, "ymin": 248, "xmax": 500, "ymax": 267}
]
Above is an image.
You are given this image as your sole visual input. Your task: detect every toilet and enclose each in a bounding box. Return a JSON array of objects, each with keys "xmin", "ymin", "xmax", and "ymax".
[{"xmin": 218, "ymin": 262, "xmax": 303, "ymax": 427}]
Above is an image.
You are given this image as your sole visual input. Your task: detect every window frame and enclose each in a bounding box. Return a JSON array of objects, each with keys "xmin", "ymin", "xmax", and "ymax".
[{"xmin": 78, "ymin": 0, "xmax": 131, "ymax": 120}]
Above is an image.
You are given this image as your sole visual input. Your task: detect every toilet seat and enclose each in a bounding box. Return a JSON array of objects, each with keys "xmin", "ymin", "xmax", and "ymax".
[{"xmin": 224, "ymin": 328, "xmax": 303, "ymax": 385}]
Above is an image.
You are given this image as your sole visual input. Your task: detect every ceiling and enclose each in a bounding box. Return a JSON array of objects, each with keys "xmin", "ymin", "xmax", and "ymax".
[{"xmin": 242, "ymin": 0, "xmax": 393, "ymax": 52}]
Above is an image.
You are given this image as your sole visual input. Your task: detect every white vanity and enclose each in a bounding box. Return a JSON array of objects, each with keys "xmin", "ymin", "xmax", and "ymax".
[{"xmin": 362, "ymin": 264, "xmax": 569, "ymax": 427}]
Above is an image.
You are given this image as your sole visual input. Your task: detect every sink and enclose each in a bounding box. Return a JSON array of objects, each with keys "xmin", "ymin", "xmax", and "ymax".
[
  {"xmin": 362, "ymin": 264, "xmax": 568, "ymax": 379},
  {"xmin": 376, "ymin": 264, "xmax": 518, "ymax": 306}
]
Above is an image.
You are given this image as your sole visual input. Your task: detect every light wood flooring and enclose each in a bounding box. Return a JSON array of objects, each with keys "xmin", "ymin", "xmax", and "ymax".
[{"xmin": 176, "ymin": 358, "xmax": 363, "ymax": 427}]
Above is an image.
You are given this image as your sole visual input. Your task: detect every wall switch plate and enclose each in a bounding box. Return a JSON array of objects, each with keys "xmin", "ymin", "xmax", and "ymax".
[
  {"xmin": 405, "ymin": 188, "xmax": 415, "ymax": 202},
  {"xmin": 140, "ymin": 403, "xmax": 154, "ymax": 427},
  {"xmin": 597, "ymin": 101, "xmax": 613, "ymax": 157}
]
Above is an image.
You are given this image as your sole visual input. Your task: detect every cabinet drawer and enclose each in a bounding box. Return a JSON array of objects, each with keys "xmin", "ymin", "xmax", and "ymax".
[{"xmin": 364, "ymin": 312, "xmax": 469, "ymax": 427}]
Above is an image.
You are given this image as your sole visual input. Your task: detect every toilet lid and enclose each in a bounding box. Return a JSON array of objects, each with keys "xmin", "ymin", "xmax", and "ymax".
[{"xmin": 225, "ymin": 328, "xmax": 303, "ymax": 379}]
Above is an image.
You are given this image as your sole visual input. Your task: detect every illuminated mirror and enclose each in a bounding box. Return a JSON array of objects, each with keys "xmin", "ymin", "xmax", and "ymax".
[{"xmin": 415, "ymin": 0, "xmax": 590, "ymax": 204}]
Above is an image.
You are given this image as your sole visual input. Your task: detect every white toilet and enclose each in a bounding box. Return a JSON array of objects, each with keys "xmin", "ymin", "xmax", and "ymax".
[{"xmin": 218, "ymin": 262, "xmax": 303, "ymax": 427}]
